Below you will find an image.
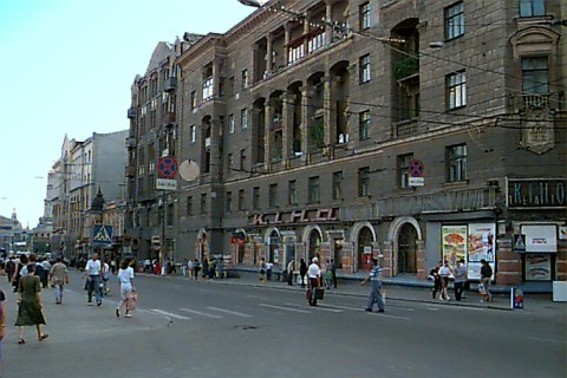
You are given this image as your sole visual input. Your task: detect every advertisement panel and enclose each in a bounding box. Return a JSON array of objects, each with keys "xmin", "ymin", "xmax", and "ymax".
[
  {"xmin": 467, "ymin": 223, "xmax": 496, "ymax": 280},
  {"xmin": 441, "ymin": 225, "xmax": 467, "ymax": 268},
  {"xmin": 522, "ymin": 225, "xmax": 557, "ymax": 253},
  {"xmin": 524, "ymin": 254, "xmax": 552, "ymax": 281}
]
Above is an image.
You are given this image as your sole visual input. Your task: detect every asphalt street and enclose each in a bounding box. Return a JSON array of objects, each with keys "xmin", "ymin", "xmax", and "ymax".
[{"xmin": 1, "ymin": 271, "xmax": 565, "ymax": 378}]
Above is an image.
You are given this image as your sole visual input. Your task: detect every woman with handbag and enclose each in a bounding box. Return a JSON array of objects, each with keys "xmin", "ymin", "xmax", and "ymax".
[{"xmin": 15, "ymin": 263, "xmax": 48, "ymax": 344}]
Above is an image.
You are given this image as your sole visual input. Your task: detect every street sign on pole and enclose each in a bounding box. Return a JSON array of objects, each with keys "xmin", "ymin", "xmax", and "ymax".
[
  {"xmin": 408, "ymin": 159, "xmax": 425, "ymax": 187},
  {"xmin": 158, "ymin": 156, "xmax": 178, "ymax": 179},
  {"xmin": 156, "ymin": 178, "xmax": 177, "ymax": 191},
  {"xmin": 92, "ymin": 225, "xmax": 112, "ymax": 249}
]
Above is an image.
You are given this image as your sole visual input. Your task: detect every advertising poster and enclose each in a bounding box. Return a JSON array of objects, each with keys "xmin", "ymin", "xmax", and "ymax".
[
  {"xmin": 522, "ymin": 225, "xmax": 557, "ymax": 253},
  {"xmin": 524, "ymin": 254, "xmax": 552, "ymax": 281},
  {"xmin": 510, "ymin": 287, "xmax": 524, "ymax": 309},
  {"xmin": 442, "ymin": 225, "xmax": 467, "ymax": 268},
  {"xmin": 466, "ymin": 224, "xmax": 496, "ymax": 281}
]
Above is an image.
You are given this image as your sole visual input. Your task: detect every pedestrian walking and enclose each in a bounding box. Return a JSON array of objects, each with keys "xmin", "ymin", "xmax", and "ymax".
[
  {"xmin": 11, "ymin": 254, "xmax": 28, "ymax": 293},
  {"xmin": 428, "ymin": 263, "xmax": 442, "ymax": 300},
  {"xmin": 361, "ymin": 258, "xmax": 385, "ymax": 313},
  {"xmin": 187, "ymin": 258, "xmax": 194, "ymax": 279},
  {"xmin": 266, "ymin": 261, "xmax": 273, "ymax": 281},
  {"xmin": 182, "ymin": 258, "xmax": 188, "ymax": 278},
  {"xmin": 5, "ymin": 257, "xmax": 15, "ymax": 283},
  {"xmin": 193, "ymin": 258, "xmax": 201, "ymax": 280},
  {"xmin": 307, "ymin": 257, "xmax": 321, "ymax": 307},
  {"xmin": 202, "ymin": 258, "xmax": 209, "ymax": 279},
  {"xmin": 480, "ymin": 259, "xmax": 493, "ymax": 302},
  {"xmin": 116, "ymin": 259, "xmax": 135, "ymax": 318},
  {"xmin": 324, "ymin": 259, "xmax": 333, "ymax": 290},
  {"xmin": 0, "ymin": 288, "xmax": 6, "ymax": 364},
  {"xmin": 15, "ymin": 264, "xmax": 48, "ymax": 344},
  {"xmin": 258, "ymin": 257, "xmax": 266, "ymax": 282},
  {"xmin": 102, "ymin": 259, "xmax": 111, "ymax": 295},
  {"xmin": 49, "ymin": 257, "xmax": 69, "ymax": 304},
  {"xmin": 286, "ymin": 259, "xmax": 295, "ymax": 286},
  {"xmin": 84, "ymin": 253, "xmax": 103, "ymax": 306},
  {"xmin": 144, "ymin": 259, "xmax": 151, "ymax": 273},
  {"xmin": 330, "ymin": 259, "xmax": 338, "ymax": 289},
  {"xmin": 438, "ymin": 260, "xmax": 452, "ymax": 301},
  {"xmin": 299, "ymin": 258, "xmax": 307, "ymax": 288},
  {"xmin": 40, "ymin": 257, "xmax": 51, "ymax": 289},
  {"xmin": 453, "ymin": 258, "xmax": 467, "ymax": 301}
]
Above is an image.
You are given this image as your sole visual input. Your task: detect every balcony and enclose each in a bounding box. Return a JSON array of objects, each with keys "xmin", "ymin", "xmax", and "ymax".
[
  {"xmin": 164, "ymin": 112, "xmax": 176, "ymax": 126},
  {"xmin": 127, "ymin": 107, "xmax": 137, "ymax": 119},
  {"xmin": 163, "ymin": 77, "xmax": 177, "ymax": 92},
  {"xmin": 394, "ymin": 56, "xmax": 419, "ymax": 81}
]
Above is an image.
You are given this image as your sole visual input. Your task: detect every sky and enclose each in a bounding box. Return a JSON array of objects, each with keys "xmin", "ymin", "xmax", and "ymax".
[{"xmin": 0, "ymin": 0, "xmax": 258, "ymax": 228}]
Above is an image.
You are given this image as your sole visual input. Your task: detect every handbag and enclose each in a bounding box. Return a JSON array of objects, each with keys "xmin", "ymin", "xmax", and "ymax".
[
  {"xmin": 478, "ymin": 283, "xmax": 485, "ymax": 293},
  {"xmin": 315, "ymin": 287, "xmax": 325, "ymax": 300},
  {"xmin": 305, "ymin": 288, "xmax": 312, "ymax": 301}
]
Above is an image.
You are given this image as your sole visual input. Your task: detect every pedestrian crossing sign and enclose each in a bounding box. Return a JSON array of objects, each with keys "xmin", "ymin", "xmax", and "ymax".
[
  {"xmin": 93, "ymin": 225, "xmax": 113, "ymax": 248},
  {"xmin": 513, "ymin": 234, "xmax": 526, "ymax": 252}
]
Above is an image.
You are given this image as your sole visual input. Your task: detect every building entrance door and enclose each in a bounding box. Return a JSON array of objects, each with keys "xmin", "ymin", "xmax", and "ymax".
[{"xmin": 397, "ymin": 223, "xmax": 417, "ymax": 274}]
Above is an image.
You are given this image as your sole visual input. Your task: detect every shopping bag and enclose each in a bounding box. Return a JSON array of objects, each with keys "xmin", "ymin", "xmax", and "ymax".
[
  {"xmin": 478, "ymin": 283, "xmax": 485, "ymax": 294},
  {"xmin": 315, "ymin": 287, "xmax": 325, "ymax": 300},
  {"xmin": 305, "ymin": 288, "xmax": 312, "ymax": 301}
]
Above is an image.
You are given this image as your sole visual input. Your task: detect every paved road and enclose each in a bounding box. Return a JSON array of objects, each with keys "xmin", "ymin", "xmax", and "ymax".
[{"xmin": 1, "ymin": 271, "xmax": 565, "ymax": 378}]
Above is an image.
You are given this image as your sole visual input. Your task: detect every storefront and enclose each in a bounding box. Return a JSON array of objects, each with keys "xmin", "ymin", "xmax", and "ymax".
[{"xmin": 516, "ymin": 224, "xmax": 558, "ymax": 282}]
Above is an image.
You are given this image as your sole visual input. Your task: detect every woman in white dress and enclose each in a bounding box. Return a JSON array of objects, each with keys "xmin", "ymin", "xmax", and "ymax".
[{"xmin": 116, "ymin": 259, "xmax": 135, "ymax": 318}]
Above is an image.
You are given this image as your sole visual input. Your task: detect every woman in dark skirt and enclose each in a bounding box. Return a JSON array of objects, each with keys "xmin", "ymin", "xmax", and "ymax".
[{"xmin": 15, "ymin": 264, "xmax": 48, "ymax": 344}]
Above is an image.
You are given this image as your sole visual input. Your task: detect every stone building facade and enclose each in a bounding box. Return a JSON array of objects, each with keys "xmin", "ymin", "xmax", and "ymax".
[{"xmin": 126, "ymin": 0, "xmax": 566, "ymax": 288}]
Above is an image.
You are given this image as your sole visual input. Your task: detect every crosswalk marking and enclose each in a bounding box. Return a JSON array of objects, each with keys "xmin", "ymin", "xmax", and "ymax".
[
  {"xmin": 324, "ymin": 303, "xmax": 364, "ymax": 312},
  {"xmin": 207, "ymin": 307, "xmax": 253, "ymax": 318},
  {"xmin": 180, "ymin": 308, "xmax": 223, "ymax": 319},
  {"xmin": 259, "ymin": 304, "xmax": 311, "ymax": 314},
  {"xmin": 285, "ymin": 303, "xmax": 342, "ymax": 313},
  {"xmin": 368, "ymin": 312, "xmax": 411, "ymax": 321},
  {"xmin": 151, "ymin": 309, "xmax": 191, "ymax": 320}
]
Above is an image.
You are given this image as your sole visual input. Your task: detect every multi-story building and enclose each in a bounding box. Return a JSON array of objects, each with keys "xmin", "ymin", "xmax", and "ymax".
[
  {"xmin": 126, "ymin": 0, "xmax": 566, "ymax": 288},
  {"xmin": 47, "ymin": 131, "xmax": 128, "ymax": 259}
]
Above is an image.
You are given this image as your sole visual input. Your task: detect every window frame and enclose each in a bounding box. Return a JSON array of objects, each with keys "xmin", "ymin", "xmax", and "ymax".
[
  {"xmin": 359, "ymin": 110, "xmax": 371, "ymax": 141},
  {"xmin": 269, "ymin": 183, "xmax": 278, "ymax": 208},
  {"xmin": 519, "ymin": 0, "xmax": 545, "ymax": 18},
  {"xmin": 228, "ymin": 114, "xmax": 235, "ymax": 134},
  {"xmin": 398, "ymin": 154, "xmax": 413, "ymax": 189},
  {"xmin": 446, "ymin": 70, "xmax": 467, "ymax": 110},
  {"xmin": 332, "ymin": 171, "xmax": 343, "ymax": 201},
  {"xmin": 444, "ymin": 2, "xmax": 465, "ymax": 41},
  {"xmin": 252, "ymin": 186, "xmax": 260, "ymax": 210},
  {"xmin": 288, "ymin": 180, "xmax": 297, "ymax": 206},
  {"xmin": 358, "ymin": 167, "xmax": 370, "ymax": 197},
  {"xmin": 226, "ymin": 191, "xmax": 233, "ymax": 213},
  {"xmin": 241, "ymin": 69, "xmax": 249, "ymax": 90},
  {"xmin": 189, "ymin": 125, "xmax": 196, "ymax": 143},
  {"xmin": 359, "ymin": 2, "xmax": 371, "ymax": 30},
  {"xmin": 521, "ymin": 57, "xmax": 549, "ymax": 94},
  {"xmin": 238, "ymin": 189, "xmax": 245, "ymax": 211},
  {"xmin": 240, "ymin": 108, "xmax": 248, "ymax": 129},
  {"xmin": 359, "ymin": 54, "xmax": 371, "ymax": 84},
  {"xmin": 447, "ymin": 144, "xmax": 468, "ymax": 182},
  {"xmin": 308, "ymin": 176, "xmax": 320, "ymax": 204}
]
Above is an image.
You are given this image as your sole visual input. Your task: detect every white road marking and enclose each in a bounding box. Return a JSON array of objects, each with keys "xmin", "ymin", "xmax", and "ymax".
[
  {"xmin": 286, "ymin": 303, "xmax": 343, "ymax": 313},
  {"xmin": 207, "ymin": 307, "xmax": 253, "ymax": 317},
  {"xmin": 179, "ymin": 308, "xmax": 223, "ymax": 319},
  {"xmin": 325, "ymin": 303, "xmax": 366, "ymax": 311},
  {"xmin": 259, "ymin": 304, "xmax": 311, "ymax": 314},
  {"xmin": 150, "ymin": 309, "xmax": 191, "ymax": 320},
  {"xmin": 366, "ymin": 312, "xmax": 411, "ymax": 321}
]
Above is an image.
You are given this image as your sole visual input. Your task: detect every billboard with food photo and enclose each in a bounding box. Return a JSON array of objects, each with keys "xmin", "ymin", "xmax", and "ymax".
[
  {"xmin": 442, "ymin": 225, "xmax": 467, "ymax": 267},
  {"xmin": 467, "ymin": 223, "xmax": 496, "ymax": 280}
]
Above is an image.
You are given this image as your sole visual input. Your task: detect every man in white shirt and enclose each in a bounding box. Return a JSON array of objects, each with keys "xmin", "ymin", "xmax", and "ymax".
[
  {"xmin": 307, "ymin": 257, "xmax": 321, "ymax": 306},
  {"xmin": 84, "ymin": 253, "xmax": 102, "ymax": 306}
]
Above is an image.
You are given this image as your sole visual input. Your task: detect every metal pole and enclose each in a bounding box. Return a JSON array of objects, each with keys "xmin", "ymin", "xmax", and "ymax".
[{"xmin": 160, "ymin": 190, "xmax": 166, "ymax": 274}]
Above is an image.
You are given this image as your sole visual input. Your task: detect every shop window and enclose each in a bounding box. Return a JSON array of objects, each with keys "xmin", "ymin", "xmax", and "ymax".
[
  {"xmin": 446, "ymin": 71, "xmax": 467, "ymax": 110},
  {"xmin": 445, "ymin": 2, "xmax": 464, "ymax": 41},
  {"xmin": 447, "ymin": 144, "xmax": 467, "ymax": 182},
  {"xmin": 519, "ymin": 0, "xmax": 545, "ymax": 18}
]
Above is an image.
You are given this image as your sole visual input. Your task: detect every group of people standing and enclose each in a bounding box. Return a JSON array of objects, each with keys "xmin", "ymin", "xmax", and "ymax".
[{"xmin": 430, "ymin": 258, "xmax": 493, "ymax": 302}]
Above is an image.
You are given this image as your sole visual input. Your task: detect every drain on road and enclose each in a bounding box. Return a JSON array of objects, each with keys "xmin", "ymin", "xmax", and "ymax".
[{"xmin": 234, "ymin": 325, "xmax": 258, "ymax": 330}]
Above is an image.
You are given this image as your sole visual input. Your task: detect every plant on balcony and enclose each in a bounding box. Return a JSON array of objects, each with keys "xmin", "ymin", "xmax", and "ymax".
[
  {"xmin": 310, "ymin": 117, "xmax": 325, "ymax": 150},
  {"xmin": 394, "ymin": 56, "xmax": 419, "ymax": 80}
]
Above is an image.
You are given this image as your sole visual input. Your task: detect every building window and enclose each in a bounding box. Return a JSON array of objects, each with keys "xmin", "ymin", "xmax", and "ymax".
[
  {"xmin": 358, "ymin": 167, "xmax": 370, "ymax": 197},
  {"xmin": 284, "ymin": 181, "xmax": 294, "ymax": 207},
  {"xmin": 447, "ymin": 144, "xmax": 467, "ymax": 182},
  {"xmin": 332, "ymin": 171, "xmax": 343, "ymax": 201},
  {"xmin": 240, "ymin": 149, "xmax": 246, "ymax": 170},
  {"xmin": 202, "ymin": 77, "xmax": 214, "ymax": 101},
  {"xmin": 359, "ymin": 54, "xmax": 371, "ymax": 84},
  {"xmin": 252, "ymin": 186, "xmax": 260, "ymax": 210},
  {"xmin": 238, "ymin": 189, "xmax": 245, "ymax": 211},
  {"xmin": 200, "ymin": 193, "xmax": 207, "ymax": 215},
  {"xmin": 241, "ymin": 69, "xmax": 249, "ymax": 90},
  {"xmin": 190, "ymin": 125, "xmax": 196, "ymax": 143},
  {"xmin": 521, "ymin": 57, "xmax": 549, "ymax": 94},
  {"xmin": 447, "ymin": 71, "xmax": 467, "ymax": 109},
  {"xmin": 359, "ymin": 110, "xmax": 370, "ymax": 141},
  {"xmin": 308, "ymin": 176, "xmax": 320, "ymax": 204},
  {"xmin": 359, "ymin": 2, "xmax": 371, "ymax": 30},
  {"xmin": 190, "ymin": 91, "xmax": 197, "ymax": 110},
  {"xmin": 227, "ymin": 153, "xmax": 234, "ymax": 172},
  {"xmin": 228, "ymin": 114, "xmax": 235, "ymax": 133},
  {"xmin": 445, "ymin": 2, "xmax": 464, "ymax": 40},
  {"xmin": 240, "ymin": 108, "xmax": 248, "ymax": 129},
  {"xmin": 519, "ymin": 0, "xmax": 545, "ymax": 17},
  {"xmin": 269, "ymin": 184, "xmax": 278, "ymax": 208},
  {"xmin": 226, "ymin": 191, "xmax": 233, "ymax": 213},
  {"xmin": 228, "ymin": 76, "xmax": 235, "ymax": 97},
  {"xmin": 398, "ymin": 154, "xmax": 413, "ymax": 189},
  {"xmin": 186, "ymin": 196, "xmax": 192, "ymax": 216}
]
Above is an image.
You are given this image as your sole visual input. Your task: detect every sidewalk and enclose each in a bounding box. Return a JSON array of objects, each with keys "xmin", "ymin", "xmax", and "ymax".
[{"xmin": 140, "ymin": 270, "xmax": 566, "ymax": 313}]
